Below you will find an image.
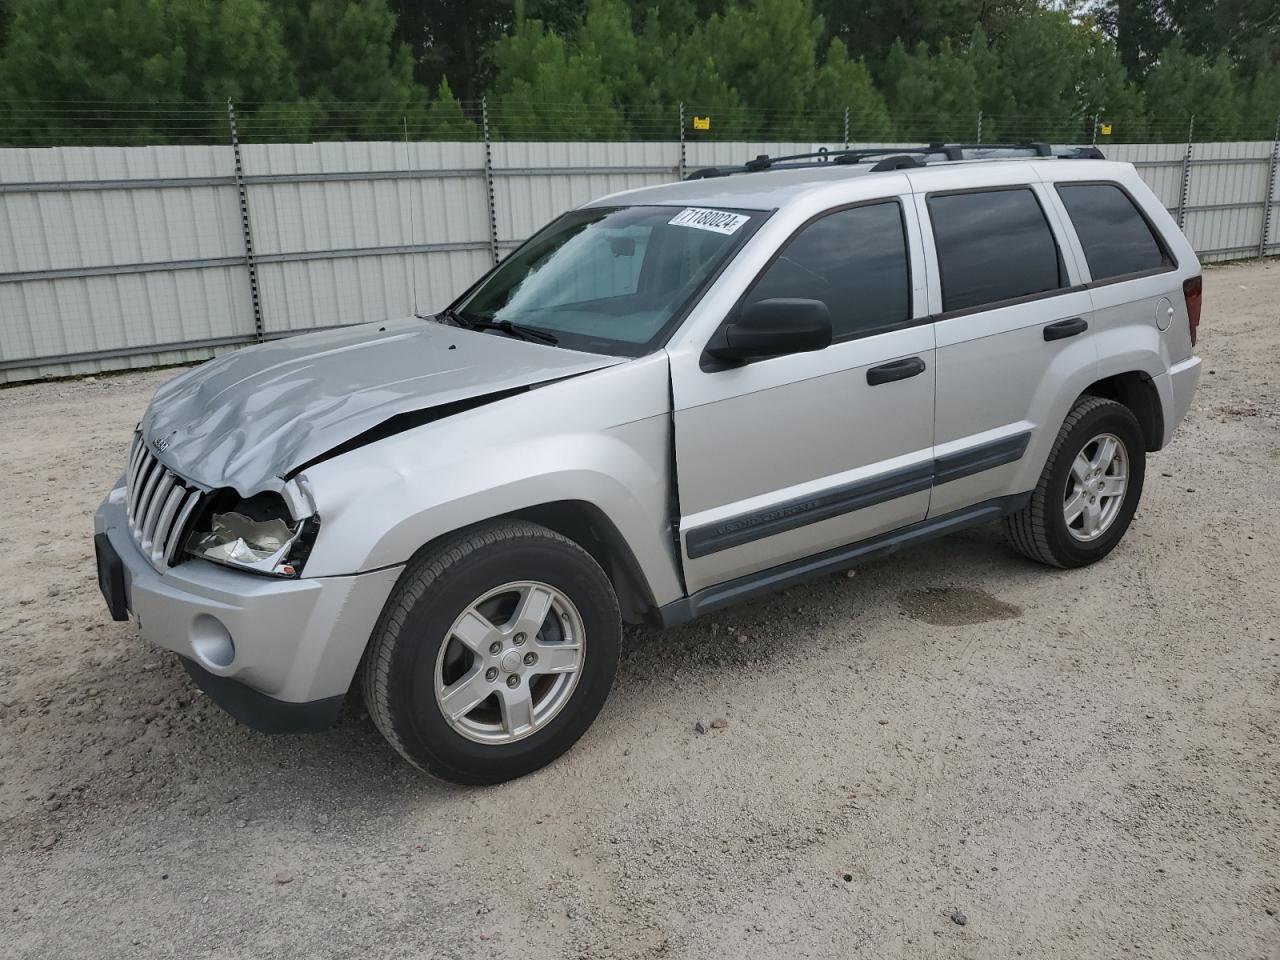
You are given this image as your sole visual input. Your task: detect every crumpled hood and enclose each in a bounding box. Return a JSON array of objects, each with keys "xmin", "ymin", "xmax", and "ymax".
[{"xmin": 141, "ymin": 317, "xmax": 623, "ymax": 497}]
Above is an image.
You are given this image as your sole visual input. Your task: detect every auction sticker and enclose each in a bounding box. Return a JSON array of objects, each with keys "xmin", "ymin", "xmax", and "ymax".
[{"xmin": 668, "ymin": 207, "xmax": 750, "ymax": 235}]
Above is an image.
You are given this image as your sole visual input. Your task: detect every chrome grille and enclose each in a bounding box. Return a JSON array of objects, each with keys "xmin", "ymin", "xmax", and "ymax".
[{"xmin": 125, "ymin": 433, "xmax": 205, "ymax": 569}]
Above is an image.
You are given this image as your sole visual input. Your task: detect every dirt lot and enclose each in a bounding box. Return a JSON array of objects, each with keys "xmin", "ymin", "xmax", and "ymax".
[{"xmin": 1, "ymin": 261, "xmax": 1278, "ymax": 960}]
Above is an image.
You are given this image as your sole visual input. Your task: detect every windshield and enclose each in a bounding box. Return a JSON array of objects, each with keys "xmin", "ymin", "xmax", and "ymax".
[{"xmin": 453, "ymin": 205, "xmax": 762, "ymax": 356}]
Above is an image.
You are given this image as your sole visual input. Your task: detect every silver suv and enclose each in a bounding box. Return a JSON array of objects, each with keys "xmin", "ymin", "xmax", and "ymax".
[{"xmin": 94, "ymin": 144, "xmax": 1203, "ymax": 783}]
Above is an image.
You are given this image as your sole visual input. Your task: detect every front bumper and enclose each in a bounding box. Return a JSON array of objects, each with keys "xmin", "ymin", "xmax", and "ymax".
[{"xmin": 94, "ymin": 480, "xmax": 403, "ymax": 729}]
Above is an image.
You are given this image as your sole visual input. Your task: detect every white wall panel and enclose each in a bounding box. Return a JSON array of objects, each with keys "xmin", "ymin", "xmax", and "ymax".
[
  {"xmin": 256, "ymin": 248, "xmax": 489, "ymax": 335},
  {"xmin": 0, "ymin": 265, "xmax": 252, "ymax": 378},
  {"xmin": 2, "ymin": 137, "xmax": 1277, "ymax": 382},
  {"xmin": 241, "ymin": 140, "xmax": 489, "ymax": 256},
  {"xmin": 490, "ymin": 142, "xmax": 677, "ymax": 245},
  {"xmin": 1105, "ymin": 143, "xmax": 1186, "ymax": 211},
  {"xmin": 685, "ymin": 142, "xmax": 812, "ymax": 167},
  {"xmin": 1182, "ymin": 142, "xmax": 1273, "ymax": 259}
]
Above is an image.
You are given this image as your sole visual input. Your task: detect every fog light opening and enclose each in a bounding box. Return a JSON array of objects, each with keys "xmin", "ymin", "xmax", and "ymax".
[{"xmin": 191, "ymin": 614, "xmax": 235, "ymax": 669}]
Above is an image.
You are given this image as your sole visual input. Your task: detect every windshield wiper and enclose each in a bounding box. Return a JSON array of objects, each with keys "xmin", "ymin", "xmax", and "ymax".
[
  {"xmin": 473, "ymin": 318, "xmax": 559, "ymax": 345},
  {"xmin": 422, "ymin": 307, "xmax": 470, "ymax": 328},
  {"xmin": 424, "ymin": 308, "xmax": 559, "ymax": 345}
]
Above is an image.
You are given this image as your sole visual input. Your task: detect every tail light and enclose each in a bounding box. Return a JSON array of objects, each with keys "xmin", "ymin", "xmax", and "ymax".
[{"xmin": 1182, "ymin": 275, "xmax": 1202, "ymax": 346}]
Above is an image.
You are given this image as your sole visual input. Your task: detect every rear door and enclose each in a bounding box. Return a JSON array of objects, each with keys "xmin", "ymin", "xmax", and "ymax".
[
  {"xmin": 911, "ymin": 168, "xmax": 1099, "ymax": 517},
  {"xmin": 669, "ymin": 194, "xmax": 935, "ymax": 594},
  {"xmin": 1049, "ymin": 177, "xmax": 1188, "ymax": 374}
]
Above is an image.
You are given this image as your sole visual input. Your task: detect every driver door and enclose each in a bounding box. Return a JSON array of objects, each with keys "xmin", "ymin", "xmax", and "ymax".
[{"xmin": 669, "ymin": 197, "xmax": 937, "ymax": 594}]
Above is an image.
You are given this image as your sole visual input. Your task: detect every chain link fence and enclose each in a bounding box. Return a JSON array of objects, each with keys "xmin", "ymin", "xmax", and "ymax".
[{"xmin": 3, "ymin": 98, "xmax": 1280, "ymax": 147}]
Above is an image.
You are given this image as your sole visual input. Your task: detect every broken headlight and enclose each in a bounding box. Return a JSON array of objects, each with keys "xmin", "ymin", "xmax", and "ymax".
[{"xmin": 186, "ymin": 483, "xmax": 318, "ymax": 578}]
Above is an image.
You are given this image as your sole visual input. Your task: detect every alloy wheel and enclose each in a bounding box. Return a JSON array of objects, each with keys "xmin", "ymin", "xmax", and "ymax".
[
  {"xmin": 1063, "ymin": 432, "xmax": 1129, "ymax": 542},
  {"xmin": 433, "ymin": 581, "xmax": 585, "ymax": 744}
]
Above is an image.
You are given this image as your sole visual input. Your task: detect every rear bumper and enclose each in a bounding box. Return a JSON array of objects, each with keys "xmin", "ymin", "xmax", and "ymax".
[
  {"xmin": 94, "ymin": 479, "xmax": 402, "ymax": 717},
  {"xmin": 1156, "ymin": 355, "xmax": 1202, "ymax": 447}
]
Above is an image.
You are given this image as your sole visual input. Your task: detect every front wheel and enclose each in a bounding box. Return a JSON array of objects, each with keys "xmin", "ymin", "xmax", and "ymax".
[
  {"xmin": 1005, "ymin": 396, "xmax": 1146, "ymax": 568},
  {"xmin": 360, "ymin": 520, "xmax": 622, "ymax": 784}
]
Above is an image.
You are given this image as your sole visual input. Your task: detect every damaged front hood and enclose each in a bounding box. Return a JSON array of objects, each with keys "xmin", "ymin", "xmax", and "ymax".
[{"xmin": 141, "ymin": 317, "xmax": 623, "ymax": 497}]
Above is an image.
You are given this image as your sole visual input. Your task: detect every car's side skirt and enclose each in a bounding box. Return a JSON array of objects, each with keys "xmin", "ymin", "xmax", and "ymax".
[{"xmin": 657, "ymin": 492, "xmax": 1030, "ymax": 628}]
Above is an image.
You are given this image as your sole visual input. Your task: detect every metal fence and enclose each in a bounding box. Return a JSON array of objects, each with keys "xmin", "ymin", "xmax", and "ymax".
[{"xmin": 2, "ymin": 116, "xmax": 1279, "ymax": 383}]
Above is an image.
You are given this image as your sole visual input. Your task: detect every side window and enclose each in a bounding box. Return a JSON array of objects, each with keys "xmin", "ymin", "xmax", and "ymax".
[
  {"xmin": 1057, "ymin": 183, "xmax": 1171, "ymax": 281},
  {"xmin": 928, "ymin": 188, "xmax": 1065, "ymax": 313},
  {"xmin": 744, "ymin": 201, "xmax": 911, "ymax": 340}
]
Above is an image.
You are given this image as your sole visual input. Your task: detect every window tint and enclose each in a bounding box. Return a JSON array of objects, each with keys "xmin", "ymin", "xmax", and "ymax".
[
  {"xmin": 928, "ymin": 189, "xmax": 1065, "ymax": 312},
  {"xmin": 1057, "ymin": 183, "xmax": 1171, "ymax": 281},
  {"xmin": 744, "ymin": 202, "xmax": 910, "ymax": 339}
]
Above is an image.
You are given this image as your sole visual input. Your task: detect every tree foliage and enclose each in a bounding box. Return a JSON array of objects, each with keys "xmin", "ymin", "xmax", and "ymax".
[{"xmin": 0, "ymin": 0, "xmax": 1275, "ymax": 145}]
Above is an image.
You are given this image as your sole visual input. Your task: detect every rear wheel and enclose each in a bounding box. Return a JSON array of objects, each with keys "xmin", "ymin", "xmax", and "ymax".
[
  {"xmin": 1005, "ymin": 396, "xmax": 1146, "ymax": 568},
  {"xmin": 360, "ymin": 520, "xmax": 621, "ymax": 784}
]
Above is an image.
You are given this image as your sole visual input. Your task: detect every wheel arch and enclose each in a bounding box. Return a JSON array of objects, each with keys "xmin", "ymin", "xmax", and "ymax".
[
  {"xmin": 395, "ymin": 501, "xmax": 660, "ymax": 626},
  {"xmin": 1081, "ymin": 370, "xmax": 1165, "ymax": 452}
]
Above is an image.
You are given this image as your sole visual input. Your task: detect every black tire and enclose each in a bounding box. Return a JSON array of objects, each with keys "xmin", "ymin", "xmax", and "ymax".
[
  {"xmin": 360, "ymin": 520, "xmax": 621, "ymax": 784},
  {"xmin": 1004, "ymin": 395, "xmax": 1146, "ymax": 569}
]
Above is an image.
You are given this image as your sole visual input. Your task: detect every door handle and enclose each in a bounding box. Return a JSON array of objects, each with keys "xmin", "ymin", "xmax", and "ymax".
[
  {"xmin": 866, "ymin": 356, "xmax": 926, "ymax": 386},
  {"xmin": 1044, "ymin": 317, "xmax": 1088, "ymax": 341}
]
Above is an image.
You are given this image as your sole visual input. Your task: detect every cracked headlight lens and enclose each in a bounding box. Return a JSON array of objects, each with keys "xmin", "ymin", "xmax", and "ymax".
[
  {"xmin": 186, "ymin": 488, "xmax": 317, "ymax": 577},
  {"xmin": 191, "ymin": 512, "xmax": 299, "ymax": 565}
]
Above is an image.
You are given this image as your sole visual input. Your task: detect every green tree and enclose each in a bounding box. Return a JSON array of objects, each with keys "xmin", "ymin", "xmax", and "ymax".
[
  {"xmin": 576, "ymin": 0, "xmax": 649, "ymax": 109},
  {"xmin": 1244, "ymin": 67, "xmax": 1280, "ymax": 137},
  {"xmin": 981, "ymin": 8, "xmax": 1098, "ymax": 140},
  {"xmin": 636, "ymin": 4, "xmax": 748, "ymax": 136},
  {"xmin": 883, "ymin": 39, "xmax": 981, "ymax": 141},
  {"xmin": 0, "ymin": 0, "xmax": 294, "ymax": 143},
  {"xmin": 419, "ymin": 76, "xmax": 477, "ymax": 136},
  {"xmin": 1094, "ymin": 0, "xmax": 1169, "ymax": 80},
  {"xmin": 1142, "ymin": 39, "xmax": 1241, "ymax": 139},
  {"xmin": 1097, "ymin": 0, "xmax": 1280, "ymax": 81},
  {"xmin": 816, "ymin": 0, "xmax": 1039, "ymax": 74},
  {"xmin": 268, "ymin": 0, "xmax": 422, "ymax": 138},
  {"xmin": 810, "ymin": 38, "xmax": 891, "ymax": 141},
  {"xmin": 1073, "ymin": 17, "xmax": 1147, "ymax": 142},
  {"xmin": 1161, "ymin": 0, "xmax": 1279, "ymax": 78},
  {"xmin": 488, "ymin": 15, "xmax": 628, "ymax": 137},
  {"xmin": 698, "ymin": 0, "xmax": 823, "ymax": 134},
  {"xmin": 391, "ymin": 0, "xmax": 510, "ymax": 99},
  {"xmin": 965, "ymin": 13, "xmax": 1143, "ymax": 143}
]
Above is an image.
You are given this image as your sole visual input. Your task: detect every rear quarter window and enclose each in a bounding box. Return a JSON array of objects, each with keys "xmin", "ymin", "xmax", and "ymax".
[
  {"xmin": 1056, "ymin": 183, "xmax": 1172, "ymax": 282},
  {"xmin": 927, "ymin": 188, "xmax": 1066, "ymax": 313}
]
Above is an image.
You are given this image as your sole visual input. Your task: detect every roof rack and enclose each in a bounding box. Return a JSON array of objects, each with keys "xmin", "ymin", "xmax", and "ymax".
[{"xmin": 684, "ymin": 143, "xmax": 1105, "ymax": 180}]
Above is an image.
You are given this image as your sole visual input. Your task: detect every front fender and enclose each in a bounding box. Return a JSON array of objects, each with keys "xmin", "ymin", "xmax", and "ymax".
[{"xmin": 297, "ymin": 354, "xmax": 685, "ymax": 607}]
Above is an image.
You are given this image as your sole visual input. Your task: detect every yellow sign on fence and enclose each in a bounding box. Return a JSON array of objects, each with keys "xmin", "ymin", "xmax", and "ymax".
[{"xmin": 692, "ymin": 116, "xmax": 711, "ymax": 131}]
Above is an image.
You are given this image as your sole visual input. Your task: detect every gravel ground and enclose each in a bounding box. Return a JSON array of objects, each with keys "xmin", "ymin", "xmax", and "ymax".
[{"xmin": 1, "ymin": 260, "xmax": 1278, "ymax": 960}]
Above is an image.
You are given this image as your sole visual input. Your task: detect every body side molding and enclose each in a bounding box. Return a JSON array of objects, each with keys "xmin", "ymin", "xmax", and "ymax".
[
  {"xmin": 933, "ymin": 431, "xmax": 1032, "ymax": 485},
  {"xmin": 684, "ymin": 462, "xmax": 933, "ymax": 559},
  {"xmin": 682, "ymin": 431, "xmax": 1032, "ymax": 559}
]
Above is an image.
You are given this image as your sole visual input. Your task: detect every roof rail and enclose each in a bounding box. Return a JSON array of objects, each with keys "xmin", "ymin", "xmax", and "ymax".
[{"xmin": 683, "ymin": 143, "xmax": 1105, "ymax": 180}]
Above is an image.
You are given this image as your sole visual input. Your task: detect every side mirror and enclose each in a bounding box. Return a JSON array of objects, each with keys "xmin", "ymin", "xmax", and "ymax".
[{"xmin": 706, "ymin": 298, "xmax": 832, "ymax": 363}]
